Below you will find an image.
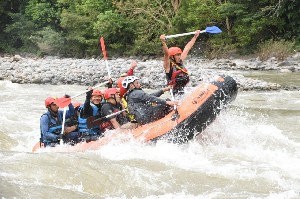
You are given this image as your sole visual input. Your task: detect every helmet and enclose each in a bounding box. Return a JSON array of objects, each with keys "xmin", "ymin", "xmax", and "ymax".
[
  {"xmin": 45, "ymin": 97, "xmax": 57, "ymax": 108},
  {"xmin": 121, "ymin": 76, "xmax": 139, "ymax": 89},
  {"xmin": 118, "ymin": 77, "xmax": 126, "ymax": 89},
  {"xmin": 117, "ymin": 77, "xmax": 127, "ymax": 97},
  {"xmin": 72, "ymin": 102, "xmax": 82, "ymax": 108},
  {"xmin": 92, "ymin": 89, "xmax": 102, "ymax": 96},
  {"xmin": 168, "ymin": 47, "xmax": 182, "ymax": 57},
  {"xmin": 104, "ymin": 88, "xmax": 119, "ymax": 100}
]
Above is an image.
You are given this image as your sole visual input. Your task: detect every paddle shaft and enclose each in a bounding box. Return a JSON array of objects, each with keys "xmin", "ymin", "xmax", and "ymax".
[
  {"xmin": 104, "ymin": 59, "xmax": 111, "ymax": 78},
  {"xmin": 60, "ymin": 107, "xmax": 67, "ymax": 144},
  {"xmin": 97, "ymin": 109, "xmax": 126, "ymax": 122},
  {"xmin": 70, "ymin": 81, "xmax": 108, "ymax": 99},
  {"xmin": 165, "ymin": 26, "xmax": 221, "ymax": 39},
  {"xmin": 165, "ymin": 30, "xmax": 206, "ymax": 39},
  {"xmin": 170, "ymin": 89, "xmax": 179, "ymax": 123},
  {"xmin": 87, "ymin": 109, "xmax": 126, "ymax": 128},
  {"xmin": 170, "ymin": 89, "xmax": 177, "ymax": 111}
]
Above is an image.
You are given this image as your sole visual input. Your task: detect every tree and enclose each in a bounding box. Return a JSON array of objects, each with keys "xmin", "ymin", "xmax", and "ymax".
[
  {"xmin": 0, "ymin": 0, "xmax": 29, "ymax": 52},
  {"xmin": 112, "ymin": 0, "xmax": 177, "ymax": 55},
  {"xmin": 58, "ymin": 0, "xmax": 117, "ymax": 56}
]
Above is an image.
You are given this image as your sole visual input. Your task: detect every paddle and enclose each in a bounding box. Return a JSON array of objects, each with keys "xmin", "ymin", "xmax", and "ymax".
[
  {"xmin": 54, "ymin": 81, "xmax": 108, "ymax": 108},
  {"xmin": 170, "ymin": 89, "xmax": 180, "ymax": 122},
  {"xmin": 87, "ymin": 109, "xmax": 126, "ymax": 129},
  {"xmin": 100, "ymin": 37, "xmax": 111, "ymax": 78},
  {"xmin": 165, "ymin": 26, "xmax": 222, "ymax": 39},
  {"xmin": 60, "ymin": 107, "xmax": 67, "ymax": 144}
]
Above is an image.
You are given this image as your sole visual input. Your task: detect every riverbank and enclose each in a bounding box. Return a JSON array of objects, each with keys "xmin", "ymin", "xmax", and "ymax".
[{"xmin": 0, "ymin": 54, "xmax": 299, "ymax": 91}]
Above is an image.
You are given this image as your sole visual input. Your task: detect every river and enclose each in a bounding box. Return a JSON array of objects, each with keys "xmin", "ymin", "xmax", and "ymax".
[{"xmin": 0, "ymin": 71, "xmax": 299, "ymax": 198}]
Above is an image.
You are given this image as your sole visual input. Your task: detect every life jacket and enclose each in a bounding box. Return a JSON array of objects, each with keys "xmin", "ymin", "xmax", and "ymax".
[
  {"xmin": 121, "ymin": 97, "xmax": 136, "ymax": 122},
  {"xmin": 167, "ymin": 60, "xmax": 189, "ymax": 88},
  {"xmin": 78, "ymin": 104, "xmax": 100, "ymax": 136},
  {"xmin": 40, "ymin": 112, "xmax": 62, "ymax": 144}
]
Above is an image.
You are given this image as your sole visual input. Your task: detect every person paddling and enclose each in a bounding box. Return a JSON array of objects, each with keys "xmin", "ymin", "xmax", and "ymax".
[
  {"xmin": 160, "ymin": 30, "xmax": 200, "ymax": 95},
  {"xmin": 122, "ymin": 76, "xmax": 178, "ymax": 125},
  {"xmin": 99, "ymin": 88, "xmax": 129, "ymax": 131},
  {"xmin": 40, "ymin": 96, "xmax": 75, "ymax": 147}
]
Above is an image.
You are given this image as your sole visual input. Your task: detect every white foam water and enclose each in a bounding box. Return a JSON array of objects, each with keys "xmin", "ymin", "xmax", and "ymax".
[{"xmin": 0, "ymin": 81, "xmax": 299, "ymax": 198}]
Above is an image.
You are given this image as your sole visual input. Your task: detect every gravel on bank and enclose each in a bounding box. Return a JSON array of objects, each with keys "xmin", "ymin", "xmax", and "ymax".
[{"xmin": 0, "ymin": 53, "xmax": 299, "ymax": 91}]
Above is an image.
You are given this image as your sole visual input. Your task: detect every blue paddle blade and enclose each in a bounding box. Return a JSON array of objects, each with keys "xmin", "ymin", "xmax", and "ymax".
[{"xmin": 205, "ymin": 26, "xmax": 222, "ymax": 34}]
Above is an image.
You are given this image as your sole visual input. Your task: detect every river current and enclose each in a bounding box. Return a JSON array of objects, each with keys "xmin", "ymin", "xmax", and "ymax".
[{"xmin": 0, "ymin": 72, "xmax": 299, "ymax": 198}]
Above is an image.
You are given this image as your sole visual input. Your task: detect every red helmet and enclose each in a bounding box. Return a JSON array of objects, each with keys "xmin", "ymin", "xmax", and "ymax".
[
  {"xmin": 118, "ymin": 77, "xmax": 126, "ymax": 89},
  {"xmin": 104, "ymin": 88, "xmax": 119, "ymax": 100},
  {"xmin": 92, "ymin": 89, "xmax": 102, "ymax": 96},
  {"xmin": 45, "ymin": 97, "xmax": 57, "ymax": 108},
  {"xmin": 72, "ymin": 102, "xmax": 82, "ymax": 108},
  {"xmin": 168, "ymin": 47, "xmax": 182, "ymax": 57},
  {"xmin": 117, "ymin": 77, "xmax": 127, "ymax": 97}
]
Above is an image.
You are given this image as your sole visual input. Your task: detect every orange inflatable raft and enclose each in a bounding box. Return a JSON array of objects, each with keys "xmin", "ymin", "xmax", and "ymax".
[{"xmin": 32, "ymin": 75, "xmax": 238, "ymax": 152}]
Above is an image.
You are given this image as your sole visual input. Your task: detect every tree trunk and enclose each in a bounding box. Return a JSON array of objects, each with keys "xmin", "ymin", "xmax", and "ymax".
[{"xmin": 171, "ymin": 0, "xmax": 181, "ymax": 12}]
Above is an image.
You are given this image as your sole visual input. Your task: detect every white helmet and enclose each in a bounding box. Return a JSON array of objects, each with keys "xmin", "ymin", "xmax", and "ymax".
[{"xmin": 122, "ymin": 76, "xmax": 139, "ymax": 89}]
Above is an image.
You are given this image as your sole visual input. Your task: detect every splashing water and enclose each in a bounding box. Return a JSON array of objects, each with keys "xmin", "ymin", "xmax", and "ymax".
[{"xmin": 0, "ymin": 81, "xmax": 299, "ymax": 198}]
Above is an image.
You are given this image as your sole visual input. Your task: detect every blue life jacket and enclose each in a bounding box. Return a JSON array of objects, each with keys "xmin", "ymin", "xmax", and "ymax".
[
  {"xmin": 40, "ymin": 112, "xmax": 62, "ymax": 143},
  {"xmin": 78, "ymin": 104, "xmax": 100, "ymax": 136}
]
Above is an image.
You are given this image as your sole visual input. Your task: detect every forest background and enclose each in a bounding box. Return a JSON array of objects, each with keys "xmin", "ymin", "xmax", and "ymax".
[{"xmin": 0, "ymin": 0, "xmax": 299, "ymax": 60}]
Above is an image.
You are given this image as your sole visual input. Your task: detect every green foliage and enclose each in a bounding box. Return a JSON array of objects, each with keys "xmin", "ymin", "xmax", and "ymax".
[
  {"xmin": 112, "ymin": 0, "xmax": 176, "ymax": 55},
  {"xmin": 25, "ymin": 0, "xmax": 60, "ymax": 28},
  {"xmin": 0, "ymin": 0, "xmax": 299, "ymax": 57},
  {"xmin": 93, "ymin": 10, "xmax": 137, "ymax": 55},
  {"xmin": 174, "ymin": 0, "xmax": 221, "ymax": 32},
  {"xmin": 0, "ymin": 0, "xmax": 29, "ymax": 52},
  {"xmin": 57, "ymin": 0, "xmax": 116, "ymax": 57},
  {"xmin": 258, "ymin": 39, "xmax": 295, "ymax": 61},
  {"xmin": 202, "ymin": 35, "xmax": 234, "ymax": 59},
  {"xmin": 29, "ymin": 26, "xmax": 65, "ymax": 55},
  {"xmin": 277, "ymin": 0, "xmax": 300, "ymax": 45},
  {"xmin": 4, "ymin": 13, "xmax": 38, "ymax": 52}
]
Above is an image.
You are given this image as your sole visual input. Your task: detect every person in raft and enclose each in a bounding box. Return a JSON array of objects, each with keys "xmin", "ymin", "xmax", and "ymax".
[
  {"xmin": 122, "ymin": 76, "xmax": 178, "ymax": 125},
  {"xmin": 99, "ymin": 88, "xmax": 129, "ymax": 131},
  {"xmin": 105, "ymin": 60, "xmax": 137, "ymax": 99},
  {"xmin": 78, "ymin": 89, "xmax": 103, "ymax": 141},
  {"xmin": 40, "ymin": 96, "xmax": 75, "ymax": 147},
  {"xmin": 117, "ymin": 60, "xmax": 138, "ymax": 98},
  {"xmin": 63, "ymin": 102, "xmax": 82, "ymax": 145},
  {"xmin": 160, "ymin": 30, "xmax": 201, "ymax": 95}
]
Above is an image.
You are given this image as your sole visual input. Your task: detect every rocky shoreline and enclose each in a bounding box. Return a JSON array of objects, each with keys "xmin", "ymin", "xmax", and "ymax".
[{"xmin": 0, "ymin": 54, "xmax": 299, "ymax": 91}]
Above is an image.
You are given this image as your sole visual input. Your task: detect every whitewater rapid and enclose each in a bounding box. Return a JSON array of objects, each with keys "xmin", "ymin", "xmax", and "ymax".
[{"xmin": 0, "ymin": 80, "xmax": 300, "ymax": 198}]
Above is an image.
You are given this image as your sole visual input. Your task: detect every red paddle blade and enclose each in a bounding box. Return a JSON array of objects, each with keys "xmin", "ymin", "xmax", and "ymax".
[
  {"xmin": 54, "ymin": 97, "xmax": 71, "ymax": 108},
  {"xmin": 100, "ymin": 37, "xmax": 107, "ymax": 60}
]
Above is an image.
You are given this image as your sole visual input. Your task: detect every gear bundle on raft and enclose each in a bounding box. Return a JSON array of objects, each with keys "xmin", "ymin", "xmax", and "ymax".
[{"xmin": 32, "ymin": 75, "xmax": 238, "ymax": 152}]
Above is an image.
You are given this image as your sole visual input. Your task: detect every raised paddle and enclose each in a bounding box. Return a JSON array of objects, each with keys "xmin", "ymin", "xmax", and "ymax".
[
  {"xmin": 54, "ymin": 81, "xmax": 108, "ymax": 108},
  {"xmin": 87, "ymin": 109, "xmax": 126, "ymax": 129},
  {"xmin": 100, "ymin": 37, "xmax": 111, "ymax": 78},
  {"xmin": 165, "ymin": 26, "xmax": 222, "ymax": 39}
]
